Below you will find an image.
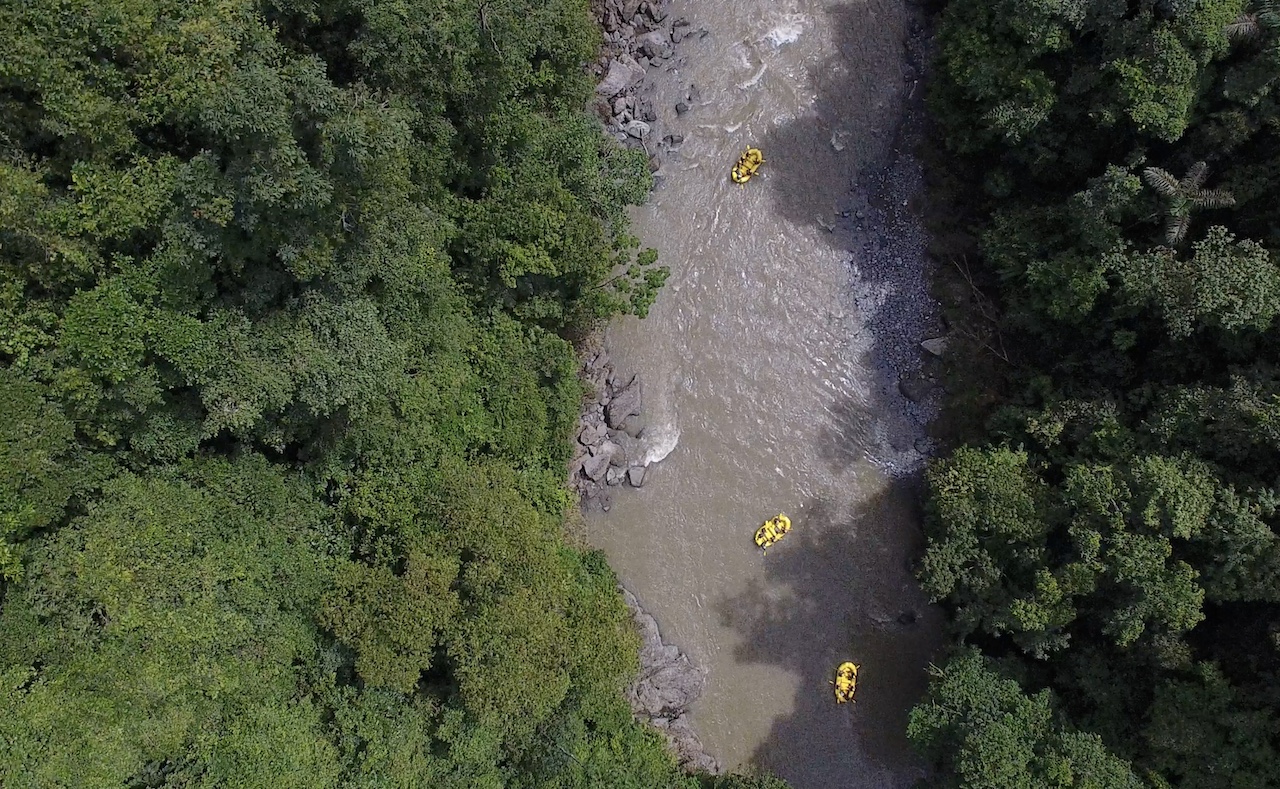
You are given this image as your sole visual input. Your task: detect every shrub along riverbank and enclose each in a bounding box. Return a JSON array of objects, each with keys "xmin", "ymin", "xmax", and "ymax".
[
  {"xmin": 0, "ymin": 1, "xmax": 791, "ymax": 786},
  {"xmin": 908, "ymin": 0, "xmax": 1280, "ymax": 784}
]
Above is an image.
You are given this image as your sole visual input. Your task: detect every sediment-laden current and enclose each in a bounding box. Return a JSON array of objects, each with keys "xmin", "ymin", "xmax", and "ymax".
[{"xmin": 585, "ymin": 0, "xmax": 947, "ymax": 786}]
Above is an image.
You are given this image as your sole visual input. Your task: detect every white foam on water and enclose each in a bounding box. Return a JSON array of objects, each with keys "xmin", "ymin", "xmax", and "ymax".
[
  {"xmin": 738, "ymin": 64, "xmax": 768, "ymax": 89},
  {"xmin": 763, "ymin": 17, "xmax": 805, "ymax": 47},
  {"xmin": 642, "ymin": 423, "xmax": 681, "ymax": 464}
]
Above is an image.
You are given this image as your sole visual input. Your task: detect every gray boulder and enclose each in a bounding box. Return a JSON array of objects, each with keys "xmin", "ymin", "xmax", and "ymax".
[
  {"xmin": 920, "ymin": 336, "xmax": 949, "ymax": 356},
  {"xmin": 606, "ymin": 375, "xmax": 643, "ymax": 428},
  {"xmin": 578, "ymin": 421, "xmax": 607, "ymax": 446},
  {"xmin": 596, "ymin": 55, "xmax": 645, "ymax": 96},
  {"xmin": 598, "ymin": 439, "xmax": 625, "ymax": 464},
  {"xmin": 625, "ymin": 120, "xmax": 650, "ymax": 139},
  {"xmin": 612, "ymin": 431, "xmax": 643, "ymax": 463},
  {"xmin": 582, "ymin": 451, "xmax": 612, "ymax": 482},
  {"xmin": 637, "ymin": 30, "xmax": 674, "ymax": 60},
  {"xmin": 582, "ymin": 441, "xmax": 622, "ymax": 481},
  {"xmin": 631, "ymin": 655, "xmax": 706, "ymax": 718},
  {"xmin": 627, "ymin": 465, "xmax": 647, "ymax": 487}
]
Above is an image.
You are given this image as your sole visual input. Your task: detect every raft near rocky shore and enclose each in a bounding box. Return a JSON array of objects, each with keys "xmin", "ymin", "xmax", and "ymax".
[{"xmin": 575, "ymin": 0, "xmax": 720, "ymax": 773}]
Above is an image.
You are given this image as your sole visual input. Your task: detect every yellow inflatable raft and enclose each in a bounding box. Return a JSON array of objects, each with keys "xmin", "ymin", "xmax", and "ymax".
[
  {"xmin": 731, "ymin": 147, "xmax": 765, "ymax": 185},
  {"xmin": 833, "ymin": 662, "xmax": 859, "ymax": 704},
  {"xmin": 754, "ymin": 513, "xmax": 791, "ymax": 552}
]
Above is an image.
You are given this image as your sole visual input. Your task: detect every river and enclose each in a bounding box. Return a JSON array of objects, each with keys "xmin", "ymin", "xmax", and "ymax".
[{"xmin": 585, "ymin": 0, "xmax": 946, "ymax": 786}]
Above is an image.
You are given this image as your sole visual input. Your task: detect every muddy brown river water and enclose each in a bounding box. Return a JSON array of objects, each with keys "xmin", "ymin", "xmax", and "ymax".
[{"xmin": 585, "ymin": 1, "xmax": 946, "ymax": 786}]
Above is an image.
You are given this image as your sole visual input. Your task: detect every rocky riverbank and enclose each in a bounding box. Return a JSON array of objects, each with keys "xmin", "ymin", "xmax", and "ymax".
[
  {"xmin": 568, "ymin": 348, "xmax": 718, "ymax": 771},
  {"xmin": 622, "ymin": 589, "xmax": 719, "ymax": 773},
  {"xmin": 569, "ymin": 344, "xmax": 646, "ymax": 511},
  {"xmin": 587, "ymin": 0, "xmax": 706, "ymax": 183},
  {"xmin": 579, "ymin": 0, "xmax": 720, "ymax": 773}
]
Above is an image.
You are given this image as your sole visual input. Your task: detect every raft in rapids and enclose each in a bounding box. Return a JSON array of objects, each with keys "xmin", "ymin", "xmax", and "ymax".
[
  {"xmin": 731, "ymin": 147, "xmax": 765, "ymax": 185},
  {"xmin": 754, "ymin": 513, "xmax": 791, "ymax": 552}
]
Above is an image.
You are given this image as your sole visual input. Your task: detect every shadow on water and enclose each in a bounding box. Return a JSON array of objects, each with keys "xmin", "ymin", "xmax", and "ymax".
[
  {"xmin": 712, "ymin": 2, "xmax": 945, "ymax": 787},
  {"xmin": 715, "ymin": 486, "xmax": 943, "ymax": 787},
  {"xmin": 758, "ymin": 2, "xmax": 914, "ymax": 233},
  {"xmin": 759, "ymin": 0, "xmax": 943, "ymax": 474}
]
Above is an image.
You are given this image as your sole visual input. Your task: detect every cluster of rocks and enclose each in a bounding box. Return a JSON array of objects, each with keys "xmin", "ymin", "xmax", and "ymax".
[
  {"xmin": 621, "ymin": 589, "xmax": 719, "ymax": 773},
  {"xmin": 569, "ymin": 348, "xmax": 652, "ymax": 510},
  {"xmin": 589, "ymin": 0, "xmax": 705, "ymax": 179},
  {"xmin": 897, "ymin": 334, "xmax": 947, "ymax": 406}
]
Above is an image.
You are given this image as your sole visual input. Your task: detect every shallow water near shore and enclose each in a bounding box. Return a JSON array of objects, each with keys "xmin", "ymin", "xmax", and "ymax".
[{"xmin": 584, "ymin": 0, "xmax": 947, "ymax": 786}]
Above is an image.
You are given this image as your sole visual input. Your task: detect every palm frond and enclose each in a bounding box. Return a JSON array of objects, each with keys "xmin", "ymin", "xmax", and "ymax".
[
  {"xmin": 1143, "ymin": 167, "xmax": 1181, "ymax": 197},
  {"xmin": 1165, "ymin": 213, "xmax": 1191, "ymax": 245},
  {"xmin": 1192, "ymin": 187, "xmax": 1237, "ymax": 209},
  {"xmin": 1226, "ymin": 12, "xmax": 1261, "ymax": 41},
  {"xmin": 1184, "ymin": 161, "xmax": 1209, "ymax": 190}
]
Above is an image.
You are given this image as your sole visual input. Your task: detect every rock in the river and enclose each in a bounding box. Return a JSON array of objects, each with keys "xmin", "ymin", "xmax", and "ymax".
[
  {"xmin": 632, "ymin": 657, "xmax": 706, "ymax": 717},
  {"xmin": 606, "ymin": 466, "xmax": 627, "ymax": 486},
  {"xmin": 596, "ymin": 55, "xmax": 646, "ymax": 96},
  {"xmin": 578, "ymin": 421, "xmax": 607, "ymax": 446},
  {"xmin": 582, "ymin": 450, "xmax": 612, "ymax": 482},
  {"xmin": 606, "ymin": 375, "xmax": 643, "ymax": 428},
  {"xmin": 642, "ymin": 0, "xmax": 668, "ymax": 22},
  {"xmin": 637, "ymin": 30, "xmax": 674, "ymax": 60},
  {"xmin": 582, "ymin": 440, "xmax": 623, "ymax": 481},
  {"xmin": 627, "ymin": 465, "xmax": 647, "ymax": 487},
  {"xmin": 599, "ymin": 439, "xmax": 625, "ymax": 464},
  {"xmin": 920, "ymin": 336, "xmax": 949, "ymax": 356}
]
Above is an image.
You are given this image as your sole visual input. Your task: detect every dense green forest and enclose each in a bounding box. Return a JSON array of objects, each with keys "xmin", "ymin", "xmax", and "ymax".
[
  {"xmin": 910, "ymin": 0, "xmax": 1280, "ymax": 784},
  {"xmin": 0, "ymin": 1, "xmax": 792, "ymax": 786},
  {"xmin": 26, "ymin": 0, "xmax": 1280, "ymax": 783}
]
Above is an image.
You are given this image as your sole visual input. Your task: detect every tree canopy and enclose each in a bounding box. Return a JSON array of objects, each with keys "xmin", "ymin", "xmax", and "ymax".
[
  {"xmin": 0, "ymin": 0, "xmax": 704, "ymax": 785},
  {"xmin": 914, "ymin": 0, "xmax": 1280, "ymax": 783}
]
